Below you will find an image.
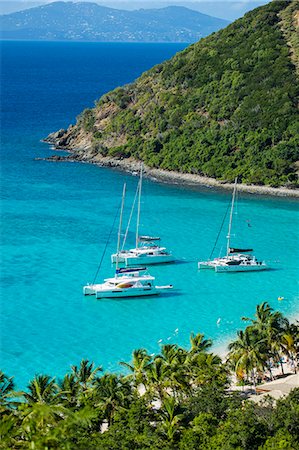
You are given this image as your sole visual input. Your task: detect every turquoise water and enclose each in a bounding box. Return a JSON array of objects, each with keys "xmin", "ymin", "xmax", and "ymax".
[{"xmin": 1, "ymin": 41, "xmax": 298, "ymax": 389}]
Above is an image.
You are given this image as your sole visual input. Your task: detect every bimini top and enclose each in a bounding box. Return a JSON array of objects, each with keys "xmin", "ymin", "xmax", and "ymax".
[
  {"xmin": 229, "ymin": 247, "xmax": 253, "ymax": 254},
  {"xmin": 116, "ymin": 267, "xmax": 147, "ymax": 274},
  {"xmin": 139, "ymin": 236, "xmax": 161, "ymax": 242}
]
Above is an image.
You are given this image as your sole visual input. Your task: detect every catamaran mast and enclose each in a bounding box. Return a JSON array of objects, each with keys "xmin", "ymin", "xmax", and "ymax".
[
  {"xmin": 135, "ymin": 164, "xmax": 143, "ymax": 249},
  {"xmin": 116, "ymin": 183, "xmax": 126, "ymax": 275},
  {"xmin": 121, "ymin": 182, "xmax": 139, "ymax": 251},
  {"xmin": 226, "ymin": 177, "xmax": 238, "ymax": 256}
]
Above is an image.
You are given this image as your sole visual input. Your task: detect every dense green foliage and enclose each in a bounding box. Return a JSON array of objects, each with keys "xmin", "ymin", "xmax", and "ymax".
[
  {"xmin": 1, "ymin": 303, "xmax": 298, "ymax": 449},
  {"xmin": 72, "ymin": 0, "xmax": 299, "ymax": 187},
  {"xmin": 279, "ymin": 0, "xmax": 299, "ymax": 73}
]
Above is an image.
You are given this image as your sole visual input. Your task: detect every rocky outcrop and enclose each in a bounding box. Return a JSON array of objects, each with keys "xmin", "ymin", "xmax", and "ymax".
[{"xmin": 44, "ymin": 126, "xmax": 91, "ymax": 150}]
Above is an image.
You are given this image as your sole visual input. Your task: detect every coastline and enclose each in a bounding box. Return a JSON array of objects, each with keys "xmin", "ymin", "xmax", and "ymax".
[
  {"xmin": 213, "ymin": 307, "xmax": 299, "ymax": 362},
  {"xmin": 42, "ymin": 144, "xmax": 299, "ymax": 198}
]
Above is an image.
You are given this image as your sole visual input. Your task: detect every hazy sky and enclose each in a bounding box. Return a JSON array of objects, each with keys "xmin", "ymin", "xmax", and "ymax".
[{"xmin": 0, "ymin": 0, "xmax": 270, "ymax": 20}]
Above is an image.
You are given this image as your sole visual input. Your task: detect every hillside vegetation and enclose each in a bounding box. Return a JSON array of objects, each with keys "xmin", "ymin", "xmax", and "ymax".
[{"xmin": 50, "ymin": 0, "xmax": 299, "ymax": 187}]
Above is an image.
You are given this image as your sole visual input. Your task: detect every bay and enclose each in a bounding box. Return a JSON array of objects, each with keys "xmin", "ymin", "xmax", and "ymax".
[{"xmin": 1, "ymin": 41, "xmax": 298, "ymax": 389}]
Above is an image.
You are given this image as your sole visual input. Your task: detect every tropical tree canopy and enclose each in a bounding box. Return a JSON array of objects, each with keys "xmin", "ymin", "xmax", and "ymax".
[{"xmin": 0, "ymin": 303, "xmax": 298, "ymax": 449}]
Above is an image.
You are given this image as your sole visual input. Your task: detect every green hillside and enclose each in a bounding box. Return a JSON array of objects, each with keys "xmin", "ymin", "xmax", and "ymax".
[{"xmin": 52, "ymin": 0, "xmax": 299, "ymax": 187}]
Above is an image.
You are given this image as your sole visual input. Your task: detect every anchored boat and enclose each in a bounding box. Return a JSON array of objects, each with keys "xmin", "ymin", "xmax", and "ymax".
[
  {"xmin": 86, "ymin": 267, "xmax": 172, "ymax": 299},
  {"xmin": 111, "ymin": 165, "xmax": 175, "ymax": 266},
  {"xmin": 119, "ymin": 236, "xmax": 174, "ymax": 266},
  {"xmin": 83, "ymin": 267, "xmax": 157, "ymax": 298},
  {"xmin": 198, "ymin": 178, "xmax": 268, "ymax": 273},
  {"xmin": 83, "ymin": 184, "xmax": 173, "ymax": 298}
]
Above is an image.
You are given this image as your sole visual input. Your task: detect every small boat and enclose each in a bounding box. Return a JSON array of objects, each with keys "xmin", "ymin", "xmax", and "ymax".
[
  {"xmin": 198, "ymin": 178, "xmax": 268, "ymax": 273},
  {"xmin": 83, "ymin": 184, "xmax": 173, "ymax": 298},
  {"xmin": 84, "ymin": 268, "xmax": 173, "ymax": 298},
  {"xmin": 114, "ymin": 236, "xmax": 175, "ymax": 266},
  {"xmin": 83, "ymin": 267, "xmax": 156, "ymax": 297},
  {"xmin": 111, "ymin": 166, "xmax": 175, "ymax": 266},
  {"xmin": 214, "ymin": 254, "xmax": 267, "ymax": 272},
  {"xmin": 94, "ymin": 267, "xmax": 172, "ymax": 299}
]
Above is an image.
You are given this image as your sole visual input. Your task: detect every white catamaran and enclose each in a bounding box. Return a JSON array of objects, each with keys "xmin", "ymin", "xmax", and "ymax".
[
  {"xmin": 198, "ymin": 178, "xmax": 268, "ymax": 273},
  {"xmin": 111, "ymin": 166, "xmax": 175, "ymax": 266},
  {"xmin": 83, "ymin": 184, "xmax": 173, "ymax": 298}
]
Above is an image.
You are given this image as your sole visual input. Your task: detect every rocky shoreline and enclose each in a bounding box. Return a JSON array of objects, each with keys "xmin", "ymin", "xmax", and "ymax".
[{"xmin": 42, "ymin": 131, "xmax": 299, "ymax": 198}]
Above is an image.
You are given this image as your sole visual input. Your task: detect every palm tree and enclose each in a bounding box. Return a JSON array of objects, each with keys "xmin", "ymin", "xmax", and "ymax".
[
  {"xmin": 24, "ymin": 375, "xmax": 58, "ymax": 405},
  {"xmin": 93, "ymin": 374, "xmax": 133, "ymax": 426},
  {"xmin": 280, "ymin": 323, "xmax": 299, "ymax": 373},
  {"xmin": 243, "ymin": 302, "xmax": 289, "ymax": 375},
  {"xmin": 228, "ymin": 328, "xmax": 267, "ymax": 391},
  {"xmin": 119, "ymin": 348, "xmax": 151, "ymax": 387},
  {"xmin": 20, "ymin": 402, "xmax": 67, "ymax": 440},
  {"xmin": 189, "ymin": 332, "xmax": 212, "ymax": 355},
  {"xmin": 58, "ymin": 373, "xmax": 80, "ymax": 408},
  {"xmin": 50, "ymin": 405, "xmax": 100, "ymax": 442},
  {"xmin": 20, "ymin": 375, "xmax": 66, "ymax": 442},
  {"xmin": 145, "ymin": 357, "xmax": 169, "ymax": 401},
  {"xmin": 160, "ymin": 344, "xmax": 182, "ymax": 363},
  {"xmin": 71, "ymin": 359, "xmax": 102, "ymax": 391},
  {"xmin": 0, "ymin": 371, "xmax": 15, "ymax": 411},
  {"xmin": 187, "ymin": 352, "xmax": 226, "ymax": 388},
  {"xmin": 242, "ymin": 301, "xmax": 274, "ymax": 326},
  {"xmin": 159, "ymin": 345, "xmax": 190, "ymax": 399},
  {"xmin": 159, "ymin": 396, "xmax": 183, "ymax": 443}
]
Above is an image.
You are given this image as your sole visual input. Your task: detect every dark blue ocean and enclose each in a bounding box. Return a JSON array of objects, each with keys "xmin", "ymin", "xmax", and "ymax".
[{"xmin": 1, "ymin": 41, "xmax": 298, "ymax": 389}]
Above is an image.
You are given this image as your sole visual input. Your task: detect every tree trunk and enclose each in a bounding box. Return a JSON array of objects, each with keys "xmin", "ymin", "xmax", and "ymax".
[
  {"xmin": 280, "ymin": 359, "xmax": 284, "ymax": 375},
  {"xmin": 252, "ymin": 370, "xmax": 257, "ymax": 394},
  {"xmin": 268, "ymin": 360, "xmax": 274, "ymax": 380}
]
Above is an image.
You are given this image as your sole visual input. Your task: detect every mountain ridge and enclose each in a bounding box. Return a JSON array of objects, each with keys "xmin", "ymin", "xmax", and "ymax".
[
  {"xmin": 46, "ymin": 0, "xmax": 299, "ymax": 188},
  {"xmin": 0, "ymin": 1, "xmax": 228, "ymax": 42}
]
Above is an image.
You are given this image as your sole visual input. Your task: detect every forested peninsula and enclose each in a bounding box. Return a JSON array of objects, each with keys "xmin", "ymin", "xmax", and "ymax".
[{"xmin": 46, "ymin": 0, "xmax": 299, "ymax": 192}]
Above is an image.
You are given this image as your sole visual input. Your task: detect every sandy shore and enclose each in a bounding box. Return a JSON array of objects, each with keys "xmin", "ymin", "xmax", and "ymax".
[{"xmin": 43, "ymin": 148, "xmax": 299, "ymax": 198}]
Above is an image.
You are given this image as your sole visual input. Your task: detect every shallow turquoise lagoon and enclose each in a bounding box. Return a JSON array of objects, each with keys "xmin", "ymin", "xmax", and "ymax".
[{"xmin": 1, "ymin": 41, "xmax": 298, "ymax": 388}]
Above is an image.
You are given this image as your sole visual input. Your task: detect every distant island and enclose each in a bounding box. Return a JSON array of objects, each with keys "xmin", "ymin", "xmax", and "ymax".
[
  {"xmin": 0, "ymin": 1, "xmax": 269, "ymax": 21},
  {"xmin": 45, "ymin": 0, "xmax": 299, "ymax": 192},
  {"xmin": 0, "ymin": 1, "xmax": 228, "ymax": 42}
]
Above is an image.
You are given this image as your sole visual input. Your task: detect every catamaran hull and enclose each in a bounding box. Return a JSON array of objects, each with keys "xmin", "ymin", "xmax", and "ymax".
[
  {"xmin": 198, "ymin": 262, "xmax": 216, "ymax": 270},
  {"xmin": 124, "ymin": 255, "xmax": 175, "ymax": 266},
  {"xmin": 215, "ymin": 264, "xmax": 268, "ymax": 273},
  {"xmin": 83, "ymin": 284, "xmax": 102, "ymax": 295},
  {"xmin": 112, "ymin": 253, "xmax": 175, "ymax": 265},
  {"xmin": 95, "ymin": 287, "xmax": 159, "ymax": 299}
]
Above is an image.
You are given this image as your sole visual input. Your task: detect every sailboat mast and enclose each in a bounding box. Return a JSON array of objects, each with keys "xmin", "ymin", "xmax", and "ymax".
[
  {"xmin": 135, "ymin": 164, "xmax": 143, "ymax": 249},
  {"xmin": 226, "ymin": 177, "xmax": 238, "ymax": 256},
  {"xmin": 116, "ymin": 183, "xmax": 126, "ymax": 274}
]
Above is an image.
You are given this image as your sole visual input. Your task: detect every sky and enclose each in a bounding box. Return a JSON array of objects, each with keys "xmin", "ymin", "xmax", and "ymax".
[{"xmin": 0, "ymin": 0, "xmax": 270, "ymax": 20}]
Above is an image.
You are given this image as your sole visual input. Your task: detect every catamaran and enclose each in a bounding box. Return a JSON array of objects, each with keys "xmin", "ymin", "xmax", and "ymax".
[
  {"xmin": 111, "ymin": 166, "xmax": 175, "ymax": 266},
  {"xmin": 198, "ymin": 178, "xmax": 268, "ymax": 273},
  {"xmin": 83, "ymin": 184, "xmax": 173, "ymax": 298},
  {"xmin": 84, "ymin": 266, "xmax": 173, "ymax": 299},
  {"xmin": 89, "ymin": 267, "xmax": 172, "ymax": 299}
]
